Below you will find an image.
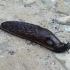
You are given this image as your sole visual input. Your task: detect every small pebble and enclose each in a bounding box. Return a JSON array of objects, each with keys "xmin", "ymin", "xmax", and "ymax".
[
  {"xmin": 55, "ymin": 16, "xmax": 70, "ymax": 25},
  {"xmin": 23, "ymin": 0, "xmax": 36, "ymax": 6},
  {"xmin": 8, "ymin": 50, "xmax": 15, "ymax": 55},
  {"xmin": 65, "ymin": 26, "xmax": 70, "ymax": 31},
  {"xmin": 54, "ymin": 0, "xmax": 70, "ymax": 14}
]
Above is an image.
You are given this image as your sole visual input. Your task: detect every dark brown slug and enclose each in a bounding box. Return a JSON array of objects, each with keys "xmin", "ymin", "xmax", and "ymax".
[{"xmin": 0, "ymin": 21, "xmax": 70, "ymax": 53}]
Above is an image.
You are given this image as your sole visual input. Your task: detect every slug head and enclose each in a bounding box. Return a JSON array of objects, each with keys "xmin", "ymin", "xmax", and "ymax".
[
  {"xmin": 46, "ymin": 41, "xmax": 70, "ymax": 53},
  {"xmin": 66, "ymin": 42, "xmax": 70, "ymax": 49},
  {"xmin": 55, "ymin": 42, "xmax": 70, "ymax": 53}
]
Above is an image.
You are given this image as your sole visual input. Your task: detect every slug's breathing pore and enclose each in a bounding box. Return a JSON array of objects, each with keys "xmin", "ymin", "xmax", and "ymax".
[{"xmin": 0, "ymin": 21, "xmax": 70, "ymax": 53}]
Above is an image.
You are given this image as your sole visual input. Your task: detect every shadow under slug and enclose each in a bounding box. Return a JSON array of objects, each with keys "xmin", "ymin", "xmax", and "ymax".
[{"xmin": 0, "ymin": 21, "xmax": 70, "ymax": 53}]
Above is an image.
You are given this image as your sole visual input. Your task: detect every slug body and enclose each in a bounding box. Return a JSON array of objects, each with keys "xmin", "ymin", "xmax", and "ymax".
[{"xmin": 0, "ymin": 21, "xmax": 70, "ymax": 53}]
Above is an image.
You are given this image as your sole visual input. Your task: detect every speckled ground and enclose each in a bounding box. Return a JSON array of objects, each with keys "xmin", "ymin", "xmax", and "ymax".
[{"xmin": 0, "ymin": 0, "xmax": 70, "ymax": 70}]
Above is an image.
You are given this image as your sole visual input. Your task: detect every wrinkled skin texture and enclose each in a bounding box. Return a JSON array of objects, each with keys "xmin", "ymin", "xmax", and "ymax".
[{"xmin": 0, "ymin": 21, "xmax": 70, "ymax": 53}]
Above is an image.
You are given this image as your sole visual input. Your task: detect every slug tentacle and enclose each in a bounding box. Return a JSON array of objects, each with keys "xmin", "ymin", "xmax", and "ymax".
[{"xmin": 0, "ymin": 21, "xmax": 70, "ymax": 53}]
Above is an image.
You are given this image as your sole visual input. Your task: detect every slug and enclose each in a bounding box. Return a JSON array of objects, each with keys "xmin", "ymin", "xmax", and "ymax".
[{"xmin": 0, "ymin": 21, "xmax": 70, "ymax": 53}]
